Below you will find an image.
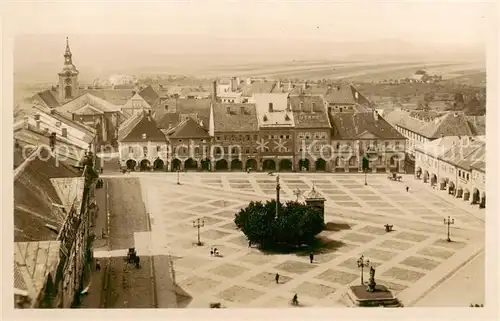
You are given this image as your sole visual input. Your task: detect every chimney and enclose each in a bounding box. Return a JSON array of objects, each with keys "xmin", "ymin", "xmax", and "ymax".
[
  {"xmin": 36, "ymin": 120, "xmax": 41, "ymax": 130},
  {"xmin": 212, "ymin": 80, "xmax": 217, "ymax": 102},
  {"xmin": 268, "ymin": 102, "xmax": 273, "ymax": 112},
  {"xmin": 62, "ymin": 128, "xmax": 67, "ymax": 138}
]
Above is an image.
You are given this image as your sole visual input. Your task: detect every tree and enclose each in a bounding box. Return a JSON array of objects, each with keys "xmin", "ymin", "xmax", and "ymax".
[{"xmin": 234, "ymin": 200, "xmax": 324, "ymax": 249}]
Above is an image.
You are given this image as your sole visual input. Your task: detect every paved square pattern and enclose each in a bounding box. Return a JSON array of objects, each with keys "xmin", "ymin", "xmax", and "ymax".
[{"xmin": 119, "ymin": 172, "xmax": 484, "ymax": 308}]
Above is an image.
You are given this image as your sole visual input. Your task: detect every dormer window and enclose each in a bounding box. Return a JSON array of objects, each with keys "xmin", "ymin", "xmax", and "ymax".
[
  {"xmin": 142, "ymin": 133, "xmax": 147, "ymax": 139},
  {"xmin": 34, "ymin": 114, "xmax": 40, "ymax": 121},
  {"xmin": 56, "ymin": 121, "xmax": 62, "ymax": 127},
  {"xmin": 285, "ymin": 114, "xmax": 290, "ymax": 121},
  {"xmin": 263, "ymin": 115, "xmax": 268, "ymax": 121}
]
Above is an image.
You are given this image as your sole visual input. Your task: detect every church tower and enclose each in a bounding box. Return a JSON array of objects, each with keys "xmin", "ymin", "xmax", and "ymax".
[{"xmin": 58, "ymin": 37, "xmax": 79, "ymax": 102}]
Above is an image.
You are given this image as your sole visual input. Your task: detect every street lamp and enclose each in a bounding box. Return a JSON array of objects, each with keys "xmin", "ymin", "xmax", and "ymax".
[
  {"xmin": 193, "ymin": 218, "xmax": 205, "ymax": 246},
  {"xmin": 177, "ymin": 169, "xmax": 180, "ymax": 185},
  {"xmin": 444, "ymin": 216, "xmax": 454, "ymax": 242},
  {"xmin": 275, "ymin": 175, "xmax": 280, "ymax": 217},
  {"xmin": 357, "ymin": 255, "xmax": 370, "ymax": 285}
]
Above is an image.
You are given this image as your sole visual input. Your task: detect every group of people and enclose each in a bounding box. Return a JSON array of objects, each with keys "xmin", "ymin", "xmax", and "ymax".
[{"xmin": 210, "ymin": 247, "xmax": 220, "ymax": 257}]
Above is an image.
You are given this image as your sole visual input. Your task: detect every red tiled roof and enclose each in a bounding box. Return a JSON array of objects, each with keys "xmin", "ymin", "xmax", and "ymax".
[
  {"xmin": 14, "ymin": 147, "xmax": 80, "ymax": 242},
  {"xmin": 330, "ymin": 112, "xmax": 405, "ymax": 140},
  {"xmin": 213, "ymin": 103, "xmax": 259, "ymax": 132},
  {"xmin": 168, "ymin": 117, "xmax": 209, "ymax": 139},
  {"xmin": 118, "ymin": 111, "xmax": 167, "ymax": 143},
  {"xmin": 138, "ymin": 85, "xmax": 160, "ymax": 108}
]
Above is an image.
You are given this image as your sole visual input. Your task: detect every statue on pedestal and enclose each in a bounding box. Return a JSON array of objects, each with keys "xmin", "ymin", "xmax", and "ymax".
[{"xmin": 367, "ymin": 266, "xmax": 377, "ymax": 292}]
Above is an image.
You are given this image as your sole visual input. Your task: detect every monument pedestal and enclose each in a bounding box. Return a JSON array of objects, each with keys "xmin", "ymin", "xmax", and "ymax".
[{"xmin": 346, "ymin": 285, "xmax": 402, "ymax": 307}]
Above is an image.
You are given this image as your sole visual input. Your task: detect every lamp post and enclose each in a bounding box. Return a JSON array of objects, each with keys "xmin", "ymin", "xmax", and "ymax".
[
  {"xmin": 177, "ymin": 169, "xmax": 180, "ymax": 185},
  {"xmin": 444, "ymin": 216, "xmax": 454, "ymax": 242},
  {"xmin": 193, "ymin": 218, "xmax": 204, "ymax": 246},
  {"xmin": 293, "ymin": 188, "xmax": 301, "ymax": 202},
  {"xmin": 276, "ymin": 175, "xmax": 280, "ymax": 217},
  {"xmin": 364, "ymin": 168, "xmax": 367, "ymax": 186},
  {"xmin": 357, "ymin": 255, "xmax": 370, "ymax": 285}
]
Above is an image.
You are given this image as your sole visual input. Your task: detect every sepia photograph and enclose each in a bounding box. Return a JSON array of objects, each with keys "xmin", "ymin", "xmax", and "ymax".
[{"xmin": 2, "ymin": 0, "xmax": 497, "ymax": 318}]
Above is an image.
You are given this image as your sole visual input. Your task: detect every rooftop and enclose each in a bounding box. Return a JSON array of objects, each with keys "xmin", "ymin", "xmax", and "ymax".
[
  {"xmin": 167, "ymin": 117, "xmax": 210, "ymax": 139},
  {"xmin": 138, "ymin": 85, "xmax": 160, "ymax": 108},
  {"xmin": 118, "ymin": 111, "xmax": 166, "ymax": 143},
  {"xmin": 289, "ymin": 95, "xmax": 330, "ymax": 129},
  {"xmin": 14, "ymin": 241, "xmax": 61, "ymax": 304},
  {"xmin": 212, "ymin": 103, "xmax": 259, "ymax": 133},
  {"xmin": 329, "ymin": 112, "xmax": 404, "ymax": 140},
  {"xmin": 58, "ymin": 93, "xmax": 122, "ymax": 116}
]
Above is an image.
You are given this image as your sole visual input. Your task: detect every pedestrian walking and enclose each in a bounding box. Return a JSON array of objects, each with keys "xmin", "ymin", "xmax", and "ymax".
[
  {"xmin": 275, "ymin": 273, "xmax": 280, "ymax": 284},
  {"xmin": 210, "ymin": 248, "xmax": 214, "ymax": 256},
  {"xmin": 95, "ymin": 259, "xmax": 101, "ymax": 272},
  {"xmin": 214, "ymin": 248, "xmax": 219, "ymax": 256},
  {"xmin": 309, "ymin": 252, "xmax": 314, "ymax": 264},
  {"xmin": 406, "ymin": 186, "xmax": 409, "ymax": 192}
]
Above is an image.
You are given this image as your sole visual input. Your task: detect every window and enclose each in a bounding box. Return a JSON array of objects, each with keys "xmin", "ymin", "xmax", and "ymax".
[
  {"xmin": 143, "ymin": 146, "xmax": 148, "ymax": 154},
  {"xmin": 395, "ymin": 141, "xmax": 400, "ymax": 148},
  {"xmin": 128, "ymin": 146, "xmax": 133, "ymax": 153},
  {"xmin": 246, "ymin": 135, "xmax": 250, "ymax": 140},
  {"xmin": 299, "ymin": 133, "xmax": 304, "ymax": 139},
  {"xmin": 157, "ymin": 146, "xmax": 161, "ymax": 152},
  {"xmin": 194, "ymin": 147, "xmax": 200, "ymax": 154},
  {"xmin": 466, "ymin": 173, "xmax": 469, "ymax": 180},
  {"xmin": 246, "ymin": 149, "xmax": 250, "ymax": 154},
  {"xmin": 216, "ymin": 136, "xmax": 220, "ymax": 141},
  {"xmin": 349, "ymin": 157, "xmax": 356, "ymax": 166},
  {"xmin": 280, "ymin": 135, "xmax": 283, "ymax": 139},
  {"xmin": 336, "ymin": 143, "xmax": 340, "ymax": 150},
  {"xmin": 268, "ymin": 103, "xmax": 273, "ymax": 111},
  {"xmin": 385, "ymin": 141, "xmax": 389, "ymax": 148},
  {"xmin": 285, "ymin": 135, "xmax": 290, "ymax": 139}
]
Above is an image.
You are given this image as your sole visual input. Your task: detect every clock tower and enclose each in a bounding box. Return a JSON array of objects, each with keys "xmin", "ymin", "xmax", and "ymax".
[{"xmin": 58, "ymin": 37, "xmax": 79, "ymax": 102}]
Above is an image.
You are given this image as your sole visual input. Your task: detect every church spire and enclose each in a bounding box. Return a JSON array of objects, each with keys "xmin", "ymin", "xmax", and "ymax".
[{"xmin": 64, "ymin": 37, "xmax": 73, "ymax": 65}]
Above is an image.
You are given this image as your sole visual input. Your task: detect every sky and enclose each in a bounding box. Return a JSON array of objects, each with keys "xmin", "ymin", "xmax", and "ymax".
[{"xmin": 4, "ymin": 1, "xmax": 493, "ymax": 82}]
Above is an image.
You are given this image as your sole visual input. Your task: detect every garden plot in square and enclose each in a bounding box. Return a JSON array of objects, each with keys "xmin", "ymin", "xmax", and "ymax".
[
  {"xmin": 332, "ymin": 242, "xmax": 359, "ymax": 254},
  {"xmin": 168, "ymin": 223, "xmax": 200, "ymax": 234},
  {"xmin": 230, "ymin": 184, "xmax": 252, "ymax": 189},
  {"xmin": 382, "ymin": 267, "xmax": 425, "ymax": 283},
  {"xmin": 219, "ymin": 221, "xmax": 239, "ymax": 231},
  {"xmin": 247, "ymin": 271, "xmax": 293, "ymax": 287},
  {"xmin": 362, "ymin": 248, "xmax": 399, "ymax": 261},
  {"xmin": 378, "ymin": 239, "xmax": 414, "ymax": 251},
  {"xmin": 200, "ymin": 229, "xmax": 232, "ymax": 240},
  {"xmin": 312, "ymin": 252, "xmax": 339, "ymax": 264},
  {"xmin": 432, "ymin": 239, "xmax": 467, "ymax": 250},
  {"xmin": 182, "ymin": 196, "xmax": 213, "ymax": 204},
  {"xmin": 417, "ymin": 246, "xmax": 455, "ymax": 260},
  {"xmin": 350, "ymin": 189, "xmax": 375, "ymax": 195},
  {"xmin": 213, "ymin": 210, "xmax": 238, "ymax": 219},
  {"xmin": 216, "ymin": 285, "xmax": 264, "ymax": 304},
  {"xmin": 316, "ymin": 269, "xmax": 358, "ymax": 286},
  {"xmin": 376, "ymin": 280, "xmax": 408, "ymax": 295},
  {"xmin": 328, "ymin": 195, "xmax": 353, "ymax": 201},
  {"xmin": 356, "ymin": 225, "xmax": 387, "ymax": 235},
  {"xmin": 227, "ymin": 234, "xmax": 251, "ymax": 248},
  {"xmin": 275, "ymin": 260, "xmax": 317, "ymax": 274},
  {"xmin": 339, "ymin": 257, "xmax": 383, "ymax": 271},
  {"xmin": 190, "ymin": 205, "xmax": 218, "ymax": 215},
  {"xmin": 393, "ymin": 231, "xmax": 429, "ymax": 242},
  {"xmin": 178, "ymin": 275, "xmax": 221, "ymax": 294},
  {"xmin": 341, "ymin": 232, "xmax": 376, "ymax": 244},
  {"xmin": 321, "ymin": 189, "xmax": 346, "ymax": 195},
  {"xmin": 209, "ymin": 200, "xmax": 239, "ymax": 208},
  {"xmin": 173, "ymin": 255, "xmax": 213, "ymax": 270},
  {"xmin": 294, "ymin": 281, "xmax": 336, "ymax": 299},
  {"xmin": 197, "ymin": 216, "xmax": 225, "ymax": 226},
  {"xmin": 357, "ymin": 195, "xmax": 383, "ymax": 201},
  {"xmin": 400, "ymin": 256, "xmax": 441, "ymax": 270},
  {"xmin": 209, "ymin": 263, "xmax": 250, "ymax": 278},
  {"xmin": 239, "ymin": 252, "xmax": 276, "ymax": 266},
  {"xmin": 343, "ymin": 184, "xmax": 365, "ymax": 189},
  {"xmin": 336, "ymin": 202, "xmax": 362, "ymax": 207},
  {"xmin": 365, "ymin": 201, "xmax": 394, "ymax": 208}
]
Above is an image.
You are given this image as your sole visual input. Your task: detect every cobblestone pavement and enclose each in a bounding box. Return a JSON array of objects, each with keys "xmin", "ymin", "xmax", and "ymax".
[{"xmin": 102, "ymin": 172, "xmax": 484, "ymax": 308}]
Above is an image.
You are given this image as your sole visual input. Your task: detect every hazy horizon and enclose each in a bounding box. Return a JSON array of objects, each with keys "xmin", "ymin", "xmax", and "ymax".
[{"xmin": 8, "ymin": 1, "xmax": 490, "ymax": 83}]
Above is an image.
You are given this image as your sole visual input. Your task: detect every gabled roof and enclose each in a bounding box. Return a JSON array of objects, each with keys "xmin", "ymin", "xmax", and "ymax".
[
  {"xmin": 118, "ymin": 111, "xmax": 166, "ymax": 143},
  {"xmin": 32, "ymin": 90, "xmax": 60, "ymax": 109},
  {"xmin": 138, "ymin": 85, "xmax": 160, "ymax": 108},
  {"xmin": 80, "ymin": 88, "xmax": 134, "ymax": 105},
  {"xmin": 290, "ymin": 95, "xmax": 330, "ymax": 129},
  {"xmin": 213, "ymin": 103, "xmax": 259, "ymax": 132},
  {"xmin": 168, "ymin": 117, "xmax": 209, "ymax": 139},
  {"xmin": 156, "ymin": 112, "xmax": 180, "ymax": 129},
  {"xmin": 440, "ymin": 140, "xmax": 484, "ymax": 171},
  {"xmin": 73, "ymin": 103, "xmax": 104, "ymax": 115},
  {"xmin": 241, "ymin": 82, "xmax": 276, "ymax": 97},
  {"xmin": 58, "ymin": 93, "xmax": 121, "ymax": 115},
  {"xmin": 330, "ymin": 112, "xmax": 404, "ymax": 140},
  {"xmin": 384, "ymin": 110, "xmax": 473, "ymax": 139},
  {"xmin": 14, "ymin": 241, "xmax": 61, "ymax": 304},
  {"xmin": 415, "ymin": 136, "xmax": 463, "ymax": 158},
  {"xmin": 324, "ymin": 85, "xmax": 357, "ymax": 104},
  {"xmin": 14, "ymin": 146, "xmax": 81, "ymax": 242}
]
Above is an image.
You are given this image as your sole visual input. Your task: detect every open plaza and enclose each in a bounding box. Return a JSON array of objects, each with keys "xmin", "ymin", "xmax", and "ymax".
[{"xmin": 92, "ymin": 171, "xmax": 484, "ymax": 308}]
